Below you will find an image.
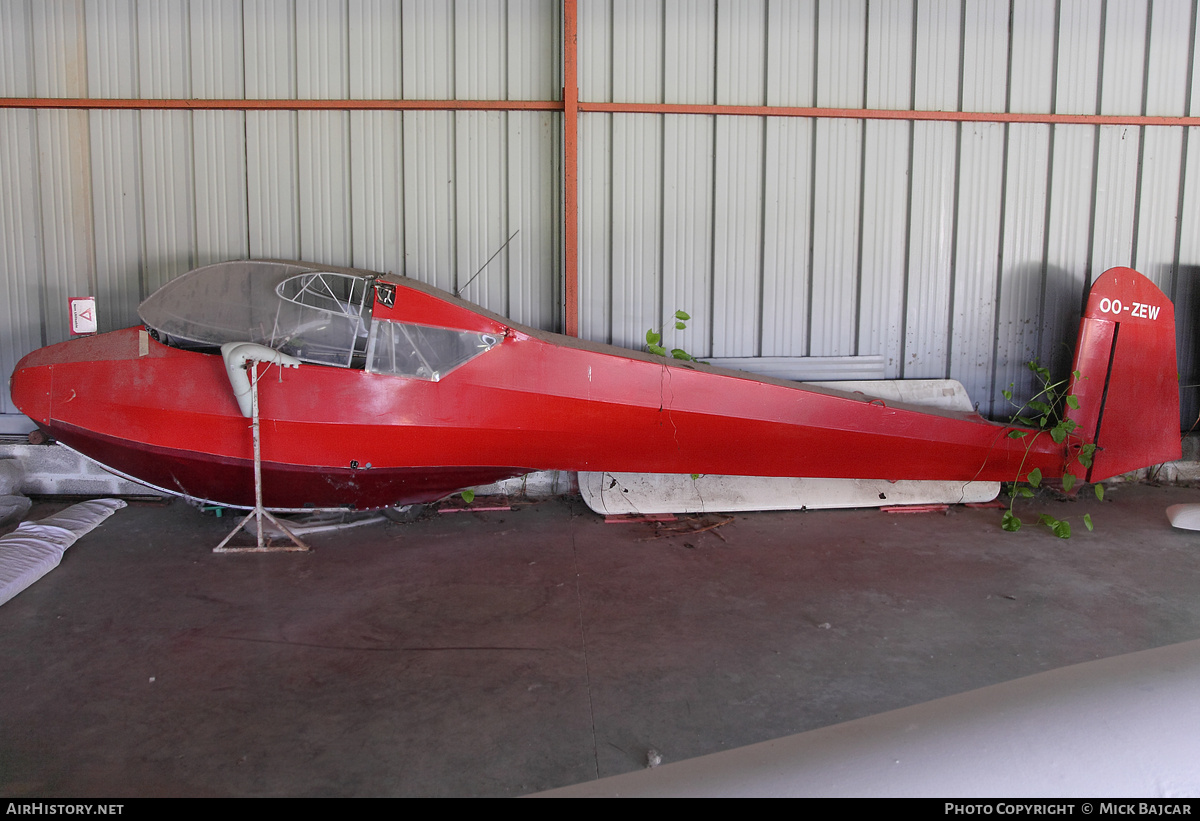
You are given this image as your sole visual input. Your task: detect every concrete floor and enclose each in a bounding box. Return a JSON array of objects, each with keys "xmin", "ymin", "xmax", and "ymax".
[{"xmin": 2, "ymin": 483, "xmax": 1199, "ymax": 797}]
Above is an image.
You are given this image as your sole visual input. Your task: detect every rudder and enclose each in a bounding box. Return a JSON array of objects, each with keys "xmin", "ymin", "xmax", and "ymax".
[{"xmin": 1066, "ymin": 267, "xmax": 1180, "ymax": 482}]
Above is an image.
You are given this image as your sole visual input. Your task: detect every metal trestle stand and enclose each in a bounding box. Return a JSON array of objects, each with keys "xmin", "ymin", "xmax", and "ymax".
[{"xmin": 215, "ymin": 356, "xmax": 309, "ymax": 553}]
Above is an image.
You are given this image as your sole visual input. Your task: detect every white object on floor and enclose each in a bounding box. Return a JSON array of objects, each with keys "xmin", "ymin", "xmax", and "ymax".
[
  {"xmin": 580, "ymin": 379, "xmax": 1000, "ymax": 515},
  {"xmin": 241, "ymin": 509, "xmax": 385, "ymax": 539},
  {"xmin": 1165, "ymin": 503, "xmax": 1200, "ymax": 530},
  {"xmin": 0, "ymin": 495, "xmax": 32, "ymax": 527},
  {"xmin": 580, "ymin": 473, "xmax": 999, "ymax": 515},
  {"xmin": 535, "ymin": 638, "xmax": 1200, "ymax": 797},
  {"xmin": 0, "ymin": 499, "xmax": 126, "ymax": 607}
]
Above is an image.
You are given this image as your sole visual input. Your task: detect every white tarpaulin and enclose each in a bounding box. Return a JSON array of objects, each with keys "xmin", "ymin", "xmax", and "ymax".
[{"xmin": 0, "ymin": 499, "xmax": 126, "ymax": 607}]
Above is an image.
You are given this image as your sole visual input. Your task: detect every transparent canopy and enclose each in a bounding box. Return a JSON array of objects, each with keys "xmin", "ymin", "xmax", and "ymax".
[
  {"xmin": 139, "ymin": 260, "xmax": 500, "ymax": 378},
  {"xmin": 138, "ymin": 260, "xmax": 373, "ymax": 368},
  {"xmin": 366, "ymin": 320, "xmax": 500, "ymax": 381}
]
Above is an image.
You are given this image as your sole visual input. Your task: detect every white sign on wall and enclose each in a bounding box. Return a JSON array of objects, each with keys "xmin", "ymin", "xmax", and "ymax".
[{"xmin": 69, "ymin": 297, "xmax": 97, "ymax": 335}]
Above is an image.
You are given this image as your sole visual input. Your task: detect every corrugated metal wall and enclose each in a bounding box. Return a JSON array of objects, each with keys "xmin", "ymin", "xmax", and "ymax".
[
  {"xmin": 2, "ymin": 0, "xmax": 1199, "ymax": 433},
  {"xmin": 0, "ymin": 0, "xmax": 563, "ymax": 429},
  {"xmin": 578, "ymin": 0, "xmax": 1200, "ymax": 422}
]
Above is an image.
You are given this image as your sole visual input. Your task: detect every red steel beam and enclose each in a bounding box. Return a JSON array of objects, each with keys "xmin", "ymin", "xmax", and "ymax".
[
  {"xmin": 6, "ymin": 97, "xmax": 1198, "ymax": 128},
  {"xmin": 562, "ymin": 0, "xmax": 580, "ymax": 338},
  {"xmin": 579, "ymin": 101, "xmax": 1200, "ymax": 127},
  {"xmin": 0, "ymin": 97, "xmax": 560, "ymax": 112}
]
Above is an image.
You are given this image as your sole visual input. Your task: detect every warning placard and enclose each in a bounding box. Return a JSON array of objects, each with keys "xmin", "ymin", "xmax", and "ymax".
[{"xmin": 69, "ymin": 297, "xmax": 97, "ymax": 335}]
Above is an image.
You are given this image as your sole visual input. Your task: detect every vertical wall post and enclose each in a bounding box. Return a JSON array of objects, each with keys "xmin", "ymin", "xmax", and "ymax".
[{"xmin": 563, "ymin": 0, "xmax": 580, "ymax": 337}]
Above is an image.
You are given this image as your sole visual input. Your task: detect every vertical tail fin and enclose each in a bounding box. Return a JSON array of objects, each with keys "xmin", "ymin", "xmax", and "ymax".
[{"xmin": 1066, "ymin": 267, "xmax": 1180, "ymax": 481}]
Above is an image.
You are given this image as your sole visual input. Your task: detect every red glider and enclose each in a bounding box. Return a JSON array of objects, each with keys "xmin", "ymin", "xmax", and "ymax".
[{"xmin": 9, "ymin": 261, "xmax": 1180, "ymax": 511}]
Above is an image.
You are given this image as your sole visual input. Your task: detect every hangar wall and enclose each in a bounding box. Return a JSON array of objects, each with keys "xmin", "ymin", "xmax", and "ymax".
[{"xmin": 2, "ymin": 0, "xmax": 1199, "ymax": 434}]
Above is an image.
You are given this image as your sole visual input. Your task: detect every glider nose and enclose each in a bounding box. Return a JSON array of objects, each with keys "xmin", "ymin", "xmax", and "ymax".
[{"xmin": 10, "ymin": 352, "xmax": 53, "ymax": 427}]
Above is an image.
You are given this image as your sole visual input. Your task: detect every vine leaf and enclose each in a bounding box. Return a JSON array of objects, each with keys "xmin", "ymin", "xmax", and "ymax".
[
  {"xmin": 1039, "ymin": 514, "xmax": 1071, "ymax": 539},
  {"xmin": 999, "ymin": 359, "xmax": 1095, "ymax": 539},
  {"xmin": 1078, "ymin": 443, "xmax": 1096, "ymax": 468},
  {"xmin": 646, "ymin": 309, "xmax": 695, "ymax": 362}
]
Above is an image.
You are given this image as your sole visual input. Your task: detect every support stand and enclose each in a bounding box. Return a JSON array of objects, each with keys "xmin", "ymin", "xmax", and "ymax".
[{"xmin": 215, "ymin": 360, "xmax": 309, "ymax": 553}]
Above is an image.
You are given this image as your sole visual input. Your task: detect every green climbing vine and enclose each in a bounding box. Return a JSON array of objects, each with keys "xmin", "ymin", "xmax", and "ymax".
[
  {"xmin": 646, "ymin": 310, "xmax": 695, "ymax": 361},
  {"xmin": 1000, "ymin": 361, "xmax": 1104, "ymax": 538},
  {"xmin": 647, "ymin": 310, "xmax": 701, "ymax": 482}
]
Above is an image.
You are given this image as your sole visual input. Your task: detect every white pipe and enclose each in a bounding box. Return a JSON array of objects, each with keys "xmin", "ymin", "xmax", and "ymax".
[{"xmin": 220, "ymin": 342, "xmax": 301, "ymax": 418}]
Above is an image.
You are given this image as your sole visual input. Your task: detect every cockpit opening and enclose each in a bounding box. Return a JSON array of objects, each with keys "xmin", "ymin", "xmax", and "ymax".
[
  {"xmin": 137, "ymin": 260, "xmax": 502, "ymax": 379},
  {"xmin": 270, "ymin": 272, "xmax": 374, "ymax": 368}
]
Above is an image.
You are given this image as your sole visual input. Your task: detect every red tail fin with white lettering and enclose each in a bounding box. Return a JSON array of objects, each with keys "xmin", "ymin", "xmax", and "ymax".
[{"xmin": 1065, "ymin": 267, "xmax": 1180, "ymax": 481}]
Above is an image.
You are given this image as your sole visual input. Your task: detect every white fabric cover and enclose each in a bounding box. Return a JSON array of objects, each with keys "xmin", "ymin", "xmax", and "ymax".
[{"xmin": 0, "ymin": 499, "xmax": 126, "ymax": 606}]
